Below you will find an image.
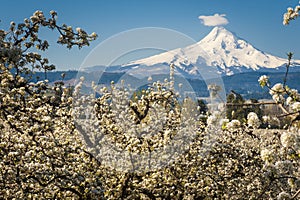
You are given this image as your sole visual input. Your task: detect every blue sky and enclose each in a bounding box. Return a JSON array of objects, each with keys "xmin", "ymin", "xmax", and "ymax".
[{"xmin": 1, "ymin": 0, "xmax": 300, "ymax": 70}]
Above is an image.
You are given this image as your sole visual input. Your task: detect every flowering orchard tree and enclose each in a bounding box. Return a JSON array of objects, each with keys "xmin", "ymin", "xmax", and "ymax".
[
  {"xmin": 258, "ymin": 53, "xmax": 300, "ymax": 127},
  {"xmin": 71, "ymin": 62, "xmax": 300, "ymax": 199},
  {"xmin": 72, "ymin": 75, "xmax": 300, "ymax": 199},
  {"xmin": 1, "ymin": 9, "xmax": 300, "ymax": 200},
  {"xmin": 0, "ymin": 11, "xmax": 104, "ymax": 199},
  {"xmin": 256, "ymin": 52, "xmax": 300, "ymax": 199}
]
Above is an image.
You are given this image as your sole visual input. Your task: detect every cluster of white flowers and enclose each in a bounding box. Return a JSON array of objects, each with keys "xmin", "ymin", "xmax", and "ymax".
[
  {"xmin": 260, "ymin": 149, "xmax": 273, "ymax": 162},
  {"xmin": 278, "ymin": 191, "xmax": 292, "ymax": 200},
  {"xmin": 258, "ymin": 75, "xmax": 269, "ymax": 87},
  {"xmin": 206, "ymin": 111, "xmax": 219, "ymax": 126},
  {"xmin": 270, "ymin": 83, "xmax": 285, "ymax": 103},
  {"xmin": 291, "ymin": 101, "xmax": 300, "ymax": 111},
  {"xmin": 0, "ymin": 11, "xmax": 106, "ymax": 199},
  {"xmin": 72, "ymin": 65, "xmax": 205, "ymax": 172},
  {"xmin": 270, "ymin": 83, "xmax": 285, "ymax": 95},
  {"xmin": 1, "ymin": 8, "xmax": 300, "ymax": 199},
  {"xmin": 226, "ymin": 119, "xmax": 241, "ymax": 130},
  {"xmin": 262, "ymin": 115, "xmax": 281, "ymax": 128},
  {"xmin": 259, "ymin": 73, "xmax": 300, "ymax": 127},
  {"xmin": 280, "ymin": 131, "xmax": 297, "ymax": 148},
  {"xmin": 283, "ymin": 5, "xmax": 300, "ymax": 25},
  {"xmin": 257, "ymin": 46, "xmax": 300, "ymax": 198},
  {"xmin": 260, "ymin": 127, "xmax": 300, "ymax": 198},
  {"xmin": 247, "ymin": 112, "xmax": 261, "ymax": 129}
]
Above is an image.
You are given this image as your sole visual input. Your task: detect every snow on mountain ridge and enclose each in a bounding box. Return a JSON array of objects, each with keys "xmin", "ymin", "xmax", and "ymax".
[
  {"xmin": 122, "ymin": 26, "xmax": 299, "ymax": 76},
  {"xmin": 198, "ymin": 26, "xmax": 287, "ymax": 71}
]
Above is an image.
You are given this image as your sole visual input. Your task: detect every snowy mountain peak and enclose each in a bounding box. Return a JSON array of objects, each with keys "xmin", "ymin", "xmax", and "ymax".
[
  {"xmin": 112, "ymin": 27, "xmax": 300, "ymax": 77},
  {"xmin": 200, "ymin": 26, "xmax": 237, "ymax": 43},
  {"xmin": 195, "ymin": 27, "xmax": 292, "ymax": 74},
  {"xmin": 199, "ymin": 27, "xmax": 245, "ymax": 52}
]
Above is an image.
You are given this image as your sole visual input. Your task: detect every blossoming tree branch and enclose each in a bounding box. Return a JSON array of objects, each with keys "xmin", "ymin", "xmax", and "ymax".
[{"xmin": 0, "ymin": 5, "xmax": 299, "ymax": 199}]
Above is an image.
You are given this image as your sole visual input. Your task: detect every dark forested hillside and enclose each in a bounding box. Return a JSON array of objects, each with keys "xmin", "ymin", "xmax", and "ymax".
[{"xmin": 35, "ymin": 70, "xmax": 300, "ymax": 99}]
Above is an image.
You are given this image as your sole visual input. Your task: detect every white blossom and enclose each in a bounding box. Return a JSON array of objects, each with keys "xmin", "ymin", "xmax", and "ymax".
[
  {"xmin": 258, "ymin": 75, "xmax": 269, "ymax": 87},
  {"xmin": 286, "ymin": 96, "xmax": 293, "ymax": 105},
  {"xmin": 280, "ymin": 132, "xmax": 295, "ymax": 148},
  {"xmin": 277, "ymin": 191, "xmax": 291, "ymax": 200},
  {"xmin": 270, "ymin": 83, "xmax": 285, "ymax": 95},
  {"xmin": 247, "ymin": 112, "xmax": 260, "ymax": 129},
  {"xmin": 291, "ymin": 102, "xmax": 300, "ymax": 111},
  {"xmin": 226, "ymin": 119, "xmax": 241, "ymax": 130},
  {"xmin": 260, "ymin": 149, "xmax": 273, "ymax": 162}
]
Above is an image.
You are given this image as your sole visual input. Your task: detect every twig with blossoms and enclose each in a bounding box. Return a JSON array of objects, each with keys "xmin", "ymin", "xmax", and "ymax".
[
  {"xmin": 258, "ymin": 53, "xmax": 300, "ymax": 126},
  {"xmin": 283, "ymin": 4, "xmax": 300, "ymax": 25}
]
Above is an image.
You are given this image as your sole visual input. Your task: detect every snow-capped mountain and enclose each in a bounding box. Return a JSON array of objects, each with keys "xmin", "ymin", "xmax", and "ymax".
[{"xmin": 89, "ymin": 27, "xmax": 300, "ymax": 77}]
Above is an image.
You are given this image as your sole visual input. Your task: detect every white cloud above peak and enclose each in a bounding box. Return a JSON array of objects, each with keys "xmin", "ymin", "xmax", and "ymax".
[{"xmin": 198, "ymin": 13, "xmax": 229, "ymax": 26}]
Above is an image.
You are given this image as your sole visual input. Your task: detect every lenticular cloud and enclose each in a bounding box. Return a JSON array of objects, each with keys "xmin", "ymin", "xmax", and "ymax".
[{"xmin": 198, "ymin": 13, "xmax": 229, "ymax": 27}]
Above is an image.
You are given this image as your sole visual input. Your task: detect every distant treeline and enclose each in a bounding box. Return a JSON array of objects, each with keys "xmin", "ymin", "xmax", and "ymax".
[{"xmin": 29, "ymin": 70, "xmax": 300, "ymax": 100}]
